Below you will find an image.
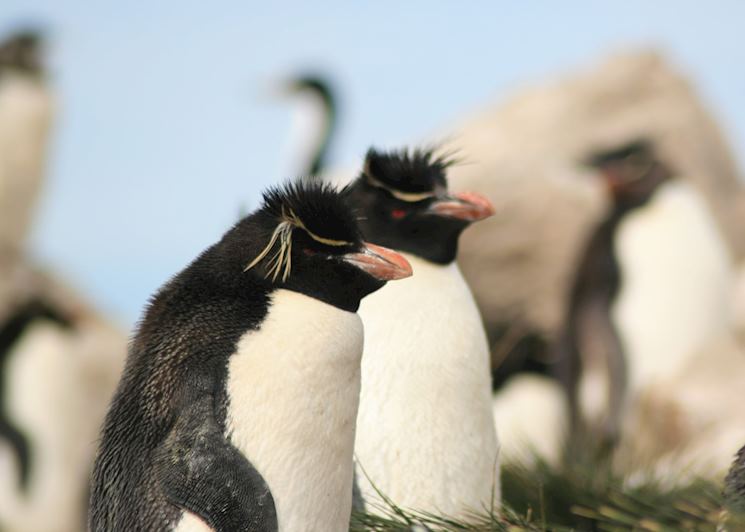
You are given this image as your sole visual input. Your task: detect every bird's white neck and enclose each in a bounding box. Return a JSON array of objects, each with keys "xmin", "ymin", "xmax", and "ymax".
[{"xmin": 282, "ymin": 92, "xmax": 330, "ymax": 178}]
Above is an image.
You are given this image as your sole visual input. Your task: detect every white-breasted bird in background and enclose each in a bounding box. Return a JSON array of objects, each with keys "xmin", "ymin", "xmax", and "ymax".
[
  {"xmin": 89, "ymin": 180, "xmax": 411, "ymax": 532},
  {"xmin": 0, "ymin": 29, "xmax": 52, "ymax": 253},
  {"xmin": 555, "ymin": 139, "xmax": 735, "ymax": 471},
  {"xmin": 279, "ymin": 75, "xmax": 337, "ymax": 178},
  {"xmin": 554, "ymin": 139, "xmax": 672, "ymax": 458},
  {"xmin": 346, "ymin": 147, "xmax": 499, "ymax": 518},
  {"xmin": 0, "ymin": 28, "xmax": 126, "ymax": 532}
]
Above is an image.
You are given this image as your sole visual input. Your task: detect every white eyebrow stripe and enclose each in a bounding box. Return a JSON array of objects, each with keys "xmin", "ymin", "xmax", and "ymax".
[
  {"xmin": 365, "ymin": 174, "xmax": 436, "ymax": 202},
  {"xmin": 305, "ymin": 229, "xmax": 352, "ymax": 247},
  {"xmin": 243, "ymin": 206, "xmax": 354, "ymax": 281}
]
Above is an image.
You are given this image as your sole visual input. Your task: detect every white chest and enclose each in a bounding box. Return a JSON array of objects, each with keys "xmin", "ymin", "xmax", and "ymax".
[
  {"xmin": 225, "ymin": 289, "xmax": 363, "ymax": 532},
  {"xmin": 354, "ymin": 255, "xmax": 499, "ymax": 517},
  {"xmin": 612, "ymin": 182, "xmax": 733, "ymax": 390}
]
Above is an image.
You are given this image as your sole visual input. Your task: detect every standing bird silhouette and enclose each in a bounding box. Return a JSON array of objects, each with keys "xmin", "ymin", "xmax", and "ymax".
[
  {"xmin": 0, "ymin": 29, "xmax": 51, "ymax": 251},
  {"xmin": 555, "ymin": 139, "xmax": 672, "ymax": 458},
  {"xmin": 89, "ymin": 180, "xmax": 411, "ymax": 532},
  {"xmin": 0, "ymin": 29, "xmax": 126, "ymax": 532},
  {"xmin": 0, "ymin": 28, "xmax": 58, "ymax": 494},
  {"xmin": 281, "ymin": 75, "xmax": 337, "ymax": 178},
  {"xmin": 346, "ymin": 148, "xmax": 500, "ymax": 517}
]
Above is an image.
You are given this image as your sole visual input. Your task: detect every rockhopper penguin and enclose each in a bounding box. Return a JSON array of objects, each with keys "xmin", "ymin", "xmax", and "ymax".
[
  {"xmin": 346, "ymin": 148, "xmax": 500, "ymax": 517},
  {"xmin": 555, "ymin": 139, "xmax": 671, "ymax": 458},
  {"xmin": 89, "ymin": 180, "xmax": 412, "ymax": 532}
]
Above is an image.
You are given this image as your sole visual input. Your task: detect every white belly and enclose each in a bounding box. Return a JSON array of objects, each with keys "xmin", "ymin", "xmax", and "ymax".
[
  {"xmin": 0, "ymin": 319, "xmax": 124, "ymax": 532},
  {"xmin": 613, "ymin": 181, "xmax": 733, "ymax": 391},
  {"xmin": 354, "ymin": 255, "xmax": 499, "ymax": 517},
  {"xmin": 225, "ymin": 289, "xmax": 363, "ymax": 532},
  {"xmin": 491, "ymin": 374, "xmax": 566, "ymax": 467}
]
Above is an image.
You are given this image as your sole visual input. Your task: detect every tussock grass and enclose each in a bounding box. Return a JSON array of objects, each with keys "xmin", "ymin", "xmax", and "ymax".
[{"xmin": 351, "ymin": 457, "xmax": 744, "ymax": 531}]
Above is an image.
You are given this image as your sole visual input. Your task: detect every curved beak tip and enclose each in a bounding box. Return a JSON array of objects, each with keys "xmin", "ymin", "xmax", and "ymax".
[
  {"xmin": 344, "ymin": 243, "xmax": 412, "ymax": 281},
  {"xmin": 430, "ymin": 191, "xmax": 495, "ymax": 222}
]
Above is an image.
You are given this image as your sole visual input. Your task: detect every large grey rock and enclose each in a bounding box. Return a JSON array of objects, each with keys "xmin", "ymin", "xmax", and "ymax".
[{"xmin": 444, "ymin": 51, "xmax": 745, "ymax": 342}]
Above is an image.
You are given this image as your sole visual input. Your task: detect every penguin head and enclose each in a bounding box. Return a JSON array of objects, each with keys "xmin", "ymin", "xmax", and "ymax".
[
  {"xmin": 228, "ymin": 180, "xmax": 411, "ymax": 312},
  {"xmin": 344, "ymin": 147, "xmax": 495, "ymax": 264},
  {"xmin": 587, "ymin": 139, "xmax": 672, "ymax": 208},
  {"xmin": 284, "ymin": 75, "xmax": 334, "ymax": 107},
  {"xmin": 0, "ymin": 29, "xmax": 44, "ymax": 76}
]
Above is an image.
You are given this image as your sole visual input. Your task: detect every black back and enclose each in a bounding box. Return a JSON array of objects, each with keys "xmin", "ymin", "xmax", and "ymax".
[
  {"xmin": 344, "ymin": 147, "xmax": 465, "ymax": 264},
  {"xmin": 90, "ymin": 180, "xmax": 386, "ymax": 531}
]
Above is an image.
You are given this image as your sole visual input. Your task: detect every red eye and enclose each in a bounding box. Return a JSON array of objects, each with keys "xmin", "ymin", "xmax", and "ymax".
[{"xmin": 391, "ymin": 209, "xmax": 406, "ymax": 219}]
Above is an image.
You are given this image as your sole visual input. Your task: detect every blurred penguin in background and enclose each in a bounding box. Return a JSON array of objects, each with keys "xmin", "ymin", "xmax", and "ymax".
[
  {"xmin": 0, "ymin": 29, "xmax": 126, "ymax": 532},
  {"xmin": 278, "ymin": 74, "xmax": 337, "ymax": 179},
  {"xmin": 0, "ymin": 29, "xmax": 51, "ymax": 254},
  {"xmin": 347, "ymin": 147, "xmax": 500, "ymax": 518},
  {"xmin": 555, "ymin": 139, "xmax": 737, "ymax": 475},
  {"xmin": 559, "ymin": 140, "xmax": 732, "ymax": 460},
  {"xmin": 554, "ymin": 140, "xmax": 671, "ymax": 459}
]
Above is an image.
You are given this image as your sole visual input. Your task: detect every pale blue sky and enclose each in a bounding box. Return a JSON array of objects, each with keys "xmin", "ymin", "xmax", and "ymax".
[{"xmin": 2, "ymin": 2, "xmax": 744, "ymax": 325}]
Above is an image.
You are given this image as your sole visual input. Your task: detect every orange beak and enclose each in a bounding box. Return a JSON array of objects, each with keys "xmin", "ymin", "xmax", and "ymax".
[
  {"xmin": 343, "ymin": 242, "xmax": 413, "ymax": 281},
  {"xmin": 427, "ymin": 191, "xmax": 495, "ymax": 222}
]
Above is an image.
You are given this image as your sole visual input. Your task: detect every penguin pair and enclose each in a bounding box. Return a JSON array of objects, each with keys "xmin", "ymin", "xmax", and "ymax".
[
  {"xmin": 347, "ymin": 148, "xmax": 500, "ymax": 517},
  {"xmin": 89, "ymin": 181, "xmax": 412, "ymax": 531}
]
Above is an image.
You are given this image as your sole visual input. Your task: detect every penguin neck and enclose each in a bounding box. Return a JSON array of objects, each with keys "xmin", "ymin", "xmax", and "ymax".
[
  {"xmin": 590, "ymin": 195, "xmax": 651, "ymax": 264},
  {"xmin": 289, "ymin": 91, "xmax": 335, "ymax": 177}
]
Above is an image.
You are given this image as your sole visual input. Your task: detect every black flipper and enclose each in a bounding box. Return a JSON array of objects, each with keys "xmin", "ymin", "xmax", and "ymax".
[
  {"xmin": 598, "ymin": 308, "xmax": 627, "ymax": 453},
  {"xmin": 155, "ymin": 395, "xmax": 278, "ymax": 532},
  {"xmin": 555, "ymin": 296, "xmax": 627, "ymax": 462}
]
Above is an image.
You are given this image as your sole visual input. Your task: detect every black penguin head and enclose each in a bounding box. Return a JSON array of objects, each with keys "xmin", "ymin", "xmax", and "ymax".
[
  {"xmin": 586, "ymin": 139, "xmax": 672, "ymax": 209},
  {"xmin": 285, "ymin": 75, "xmax": 334, "ymax": 107},
  {"xmin": 0, "ymin": 30, "xmax": 43, "ymax": 76},
  {"xmin": 222, "ymin": 180, "xmax": 411, "ymax": 312},
  {"xmin": 344, "ymin": 147, "xmax": 495, "ymax": 264}
]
